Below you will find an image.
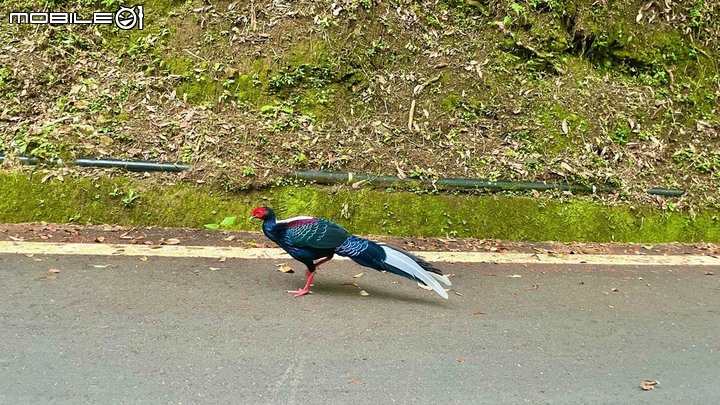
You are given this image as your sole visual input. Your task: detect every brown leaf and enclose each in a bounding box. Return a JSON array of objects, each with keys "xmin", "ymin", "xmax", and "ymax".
[
  {"xmin": 395, "ymin": 163, "xmax": 407, "ymax": 179},
  {"xmin": 457, "ymin": 358, "xmax": 466, "ymax": 365},
  {"xmin": 351, "ymin": 180, "xmax": 367, "ymax": 189},
  {"xmin": 164, "ymin": 238, "xmax": 181, "ymax": 245},
  {"xmin": 640, "ymin": 380, "xmax": 659, "ymax": 390},
  {"xmin": 277, "ymin": 264, "xmax": 294, "ymax": 273},
  {"xmin": 472, "ymin": 312, "xmax": 487, "ymax": 316},
  {"xmin": 95, "ymin": 236, "xmax": 106, "ymax": 243},
  {"xmin": 348, "ymin": 379, "xmax": 364, "ymax": 385}
]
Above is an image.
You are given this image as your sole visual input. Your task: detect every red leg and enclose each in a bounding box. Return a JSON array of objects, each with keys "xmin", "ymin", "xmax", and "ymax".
[{"xmin": 287, "ymin": 269, "xmax": 315, "ymax": 297}]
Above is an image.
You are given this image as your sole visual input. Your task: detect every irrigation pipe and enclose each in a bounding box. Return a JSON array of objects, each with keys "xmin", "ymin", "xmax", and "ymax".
[
  {"xmin": 0, "ymin": 156, "xmax": 686, "ymax": 197},
  {"xmin": 294, "ymin": 170, "xmax": 686, "ymax": 197}
]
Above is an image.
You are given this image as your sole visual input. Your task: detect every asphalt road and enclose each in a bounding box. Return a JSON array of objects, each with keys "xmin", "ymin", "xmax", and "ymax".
[{"xmin": 1, "ymin": 253, "xmax": 718, "ymax": 404}]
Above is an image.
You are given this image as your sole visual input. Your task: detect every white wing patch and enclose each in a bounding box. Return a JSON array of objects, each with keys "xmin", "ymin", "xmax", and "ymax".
[
  {"xmin": 380, "ymin": 245, "xmax": 449, "ymax": 299},
  {"xmin": 276, "ymin": 216, "xmax": 315, "ymax": 224}
]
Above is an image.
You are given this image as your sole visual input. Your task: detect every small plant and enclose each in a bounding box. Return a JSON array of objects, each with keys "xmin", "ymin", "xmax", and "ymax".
[
  {"xmin": 205, "ymin": 216, "xmax": 237, "ymax": 230},
  {"xmin": 241, "ymin": 166, "xmax": 255, "ymax": 176},
  {"xmin": 611, "ymin": 124, "xmax": 631, "ymax": 145},
  {"xmin": 121, "ymin": 189, "xmax": 140, "ymax": 207}
]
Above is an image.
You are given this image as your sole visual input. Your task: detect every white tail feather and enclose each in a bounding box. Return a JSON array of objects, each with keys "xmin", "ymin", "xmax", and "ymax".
[
  {"xmin": 430, "ymin": 272, "xmax": 452, "ymax": 286},
  {"xmin": 380, "ymin": 245, "xmax": 449, "ymax": 299}
]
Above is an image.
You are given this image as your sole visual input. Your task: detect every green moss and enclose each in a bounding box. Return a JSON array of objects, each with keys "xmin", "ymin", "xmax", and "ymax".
[
  {"xmin": 440, "ymin": 95, "xmax": 462, "ymax": 112},
  {"xmin": 1, "ymin": 172, "xmax": 718, "ymax": 242}
]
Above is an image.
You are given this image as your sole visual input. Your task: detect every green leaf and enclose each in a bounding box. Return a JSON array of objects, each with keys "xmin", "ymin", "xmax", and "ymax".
[
  {"xmin": 204, "ymin": 223, "xmax": 220, "ymax": 230},
  {"xmin": 219, "ymin": 216, "xmax": 237, "ymax": 227}
]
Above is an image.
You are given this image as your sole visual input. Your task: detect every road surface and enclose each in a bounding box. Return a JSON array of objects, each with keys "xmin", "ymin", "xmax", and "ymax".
[{"xmin": 1, "ymin": 251, "xmax": 719, "ymax": 404}]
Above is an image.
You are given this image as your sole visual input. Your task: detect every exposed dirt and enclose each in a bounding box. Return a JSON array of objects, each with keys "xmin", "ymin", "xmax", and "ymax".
[{"xmin": 0, "ymin": 0, "xmax": 718, "ymax": 209}]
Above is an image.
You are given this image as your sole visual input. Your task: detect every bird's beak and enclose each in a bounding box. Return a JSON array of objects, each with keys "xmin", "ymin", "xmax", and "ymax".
[{"xmin": 249, "ymin": 215, "xmax": 257, "ymax": 220}]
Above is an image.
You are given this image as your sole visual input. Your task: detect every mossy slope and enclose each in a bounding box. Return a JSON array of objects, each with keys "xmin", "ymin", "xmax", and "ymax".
[{"xmin": 1, "ymin": 173, "xmax": 717, "ymax": 242}]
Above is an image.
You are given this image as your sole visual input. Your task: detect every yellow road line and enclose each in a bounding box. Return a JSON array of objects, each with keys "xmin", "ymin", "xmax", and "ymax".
[{"xmin": 0, "ymin": 241, "xmax": 717, "ymax": 266}]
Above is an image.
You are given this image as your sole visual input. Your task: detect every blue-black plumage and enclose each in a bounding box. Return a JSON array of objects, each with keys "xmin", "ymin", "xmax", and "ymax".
[{"xmin": 251, "ymin": 206, "xmax": 451, "ymax": 298}]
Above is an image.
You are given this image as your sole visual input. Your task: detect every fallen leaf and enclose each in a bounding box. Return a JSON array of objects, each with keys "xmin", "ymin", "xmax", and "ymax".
[
  {"xmin": 640, "ymin": 380, "xmax": 659, "ymax": 390},
  {"xmin": 611, "ymin": 287, "xmax": 620, "ymax": 292},
  {"xmin": 48, "ymin": 268, "xmax": 61, "ymax": 273},
  {"xmin": 348, "ymin": 379, "xmax": 364, "ymax": 385},
  {"xmin": 359, "ymin": 290, "xmax": 370, "ymax": 296},
  {"xmin": 277, "ymin": 264, "xmax": 294, "ymax": 273},
  {"xmin": 209, "ymin": 267, "xmax": 220, "ymax": 271},
  {"xmin": 218, "ymin": 257, "xmax": 227, "ymax": 262},
  {"xmin": 507, "ymin": 274, "xmax": 522, "ymax": 278},
  {"xmin": 643, "ymin": 244, "xmax": 654, "ymax": 250},
  {"xmin": 472, "ymin": 312, "xmax": 487, "ymax": 316},
  {"xmin": 608, "ymin": 305, "xmax": 615, "ymax": 309},
  {"xmin": 25, "ymin": 254, "xmax": 34, "ymax": 257},
  {"xmin": 351, "ymin": 180, "xmax": 367, "ymax": 189},
  {"xmin": 223, "ymin": 235, "xmax": 236, "ymax": 241},
  {"xmin": 457, "ymin": 358, "xmax": 466, "ymax": 365},
  {"xmin": 353, "ymin": 272, "xmax": 364, "ymax": 278},
  {"xmin": 140, "ymin": 256, "xmax": 148, "ymax": 261},
  {"xmin": 164, "ymin": 238, "xmax": 181, "ymax": 245},
  {"xmin": 705, "ymin": 271, "xmax": 715, "ymax": 276},
  {"xmin": 95, "ymin": 236, "xmax": 106, "ymax": 243},
  {"xmin": 396, "ymin": 163, "xmax": 407, "ymax": 179},
  {"xmin": 239, "ymin": 307, "xmax": 251, "ymax": 311},
  {"xmin": 454, "ymin": 291, "xmax": 463, "ymax": 296},
  {"xmin": 8, "ymin": 236, "xmax": 25, "ymax": 241},
  {"xmin": 92, "ymin": 264, "xmax": 109, "ymax": 268},
  {"xmin": 561, "ymin": 119, "xmax": 569, "ymax": 135}
]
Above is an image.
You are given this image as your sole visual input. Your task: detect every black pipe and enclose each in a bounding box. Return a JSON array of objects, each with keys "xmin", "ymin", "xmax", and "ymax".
[
  {"xmin": 75, "ymin": 159, "xmax": 189, "ymax": 172},
  {"xmin": 0, "ymin": 155, "xmax": 685, "ymax": 196},
  {"xmin": 294, "ymin": 170, "xmax": 685, "ymax": 197},
  {"xmin": 0, "ymin": 155, "xmax": 189, "ymax": 172}
]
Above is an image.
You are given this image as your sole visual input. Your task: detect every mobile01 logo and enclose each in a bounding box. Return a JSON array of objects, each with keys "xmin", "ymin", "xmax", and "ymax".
[{"xmin": 9, "ymin": 5, "xmax": 143, "ymax": 30}]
